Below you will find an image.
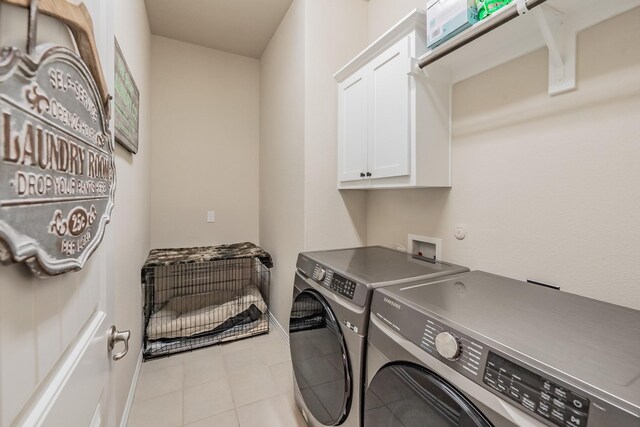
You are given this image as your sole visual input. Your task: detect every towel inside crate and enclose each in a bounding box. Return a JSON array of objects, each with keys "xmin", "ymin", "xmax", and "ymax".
[
  {"xmin": 147, "ymin": 285, "xmax": 267, "ymax": 340},
  {"xmin": 144, "ymin": 315, "xmax": 268, "ymax": 356}
]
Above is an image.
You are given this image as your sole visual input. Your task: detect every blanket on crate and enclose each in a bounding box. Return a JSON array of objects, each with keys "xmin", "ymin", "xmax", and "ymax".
[
  {"xmin": 142, "ymin": 242, "xmax": 273, "ymax": 270},
  {"xmin": 146, "ymin": 285, "xmax": 267, "ymax": 340}
]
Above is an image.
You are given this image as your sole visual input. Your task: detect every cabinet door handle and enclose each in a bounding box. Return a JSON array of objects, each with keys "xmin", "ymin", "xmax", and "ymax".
[
  {"xmin": 366, "ymin": 172, "xmax": 372, "ymax": 177},
  {"xmin": 360, "ymin": 173, "xmax": 366, "ymax": 177}
]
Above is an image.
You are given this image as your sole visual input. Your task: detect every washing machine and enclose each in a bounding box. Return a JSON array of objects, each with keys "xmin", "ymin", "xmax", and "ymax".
[
  {"xmin": 289, "ymin": 246, "xmax": 469, "ymax": 427},
  {"xmin": 364, "ymin": 271, "xmax": 640, "ymax": 427}
]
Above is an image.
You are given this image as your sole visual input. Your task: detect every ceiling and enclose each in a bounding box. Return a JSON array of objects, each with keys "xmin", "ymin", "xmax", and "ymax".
[{"xmin": 145, "ymin": 0, "xmax": 294, "ymax": 59}]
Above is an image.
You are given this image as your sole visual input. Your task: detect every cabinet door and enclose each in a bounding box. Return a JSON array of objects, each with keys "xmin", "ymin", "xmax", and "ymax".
[
  {"xmin": 338, "ymin": 68, "xmax": 368, "ymax": 182},
  {"xmin": 368, "ymin": 37, "xmax": 411, "ymax": 179}
]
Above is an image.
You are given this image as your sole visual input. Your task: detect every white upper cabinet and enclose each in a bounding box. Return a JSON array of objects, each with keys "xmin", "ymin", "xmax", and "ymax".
[
  {"xmin": 369, "ymin": 37, "xmax": 411, "ymax": 180},
  {"xmin": 338, "ymin": 68, "xmax": 368, "ymax": 182},
  {"xmin": 335, "ymin": 9, "xmax": 452, "ymax": 189}
]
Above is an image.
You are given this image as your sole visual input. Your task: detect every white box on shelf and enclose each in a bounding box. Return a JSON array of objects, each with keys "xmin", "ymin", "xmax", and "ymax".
[{"xmin": 426, "ymin": 0, "xmax": 478, "ymax": 48}]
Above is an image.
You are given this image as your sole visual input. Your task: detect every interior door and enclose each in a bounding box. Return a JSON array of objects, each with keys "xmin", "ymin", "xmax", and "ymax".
[
  {"xmin": 338, "ymin": 67, "xmax": 368, "ymax": 182},
  {"xmin": 0, "ymin": 2, "xmax": 120, "ymax": 426},
  {"xmin": 368, "ymin": 36, "xmax": 411, "ymax": 180},
  {"xmin": 364, "ymin": 362, "xmax": 493, "ymax": 427},
  {"xmin": 42, "ymin": 1, "xmax": 119, "ymax": 425},
  {"xmin": 289, "ymin": 289, "xmax": 352, "ymax": 426}
]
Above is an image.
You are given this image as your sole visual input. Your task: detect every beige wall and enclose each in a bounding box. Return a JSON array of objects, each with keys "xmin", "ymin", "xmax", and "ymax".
[
  {"xmin": 304, "ymin": 0, "xmax": 368, "ymax": 250},
  {"xmin": 259, "ymin": 0, "xmax": 306, "ymax": 327},
  {"xmin": 366, "ymin": 3, "xmax": 640, "ymax": 310},
  {"xmin": 260, "ymin": 0, "xmax": 369, "ymax": 329},
  {"xmin": 367, "ymin": 0, "xmax": 424, "ymax": 42},
  {"xmin": 113, "ymin": 0, "xmax": 152, "ymax": 424},
  {"xmin": 150, "ymin": 36, "xmax": 259, "ymax": 249}
]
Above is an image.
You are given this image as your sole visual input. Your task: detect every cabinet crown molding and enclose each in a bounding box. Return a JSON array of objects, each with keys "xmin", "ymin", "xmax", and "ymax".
[{"xmin": 334, "ymin": 8, "xmax": 425, "ymax": 83}]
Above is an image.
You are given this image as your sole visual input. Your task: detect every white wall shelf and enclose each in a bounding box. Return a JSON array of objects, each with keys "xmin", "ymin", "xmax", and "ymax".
[{"xmin": 417, "ymin": 0, "xmax": 640, "ymax": 95}]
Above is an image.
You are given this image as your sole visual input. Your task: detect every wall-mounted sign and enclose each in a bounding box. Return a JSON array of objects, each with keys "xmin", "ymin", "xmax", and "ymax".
[
  {"xmin": 0, "ymin": 45, "xmax": 115, "ymax": 276},
  {"xmin": 114, "ymin": 39, "xmax": 139, "ymax": 154}
]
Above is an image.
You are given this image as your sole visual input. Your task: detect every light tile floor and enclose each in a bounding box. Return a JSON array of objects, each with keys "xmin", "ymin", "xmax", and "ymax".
[{"xmin": 127, "ymin": 331, "xmax": 307, "ymax": 427}]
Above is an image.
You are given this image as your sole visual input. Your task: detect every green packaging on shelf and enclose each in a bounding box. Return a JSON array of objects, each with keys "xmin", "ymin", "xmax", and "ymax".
[
  {"xmin": 476, "ymin": 0, "xmax": 514, "ymax": 21},
  {"xmin": 427, "ymin": 0, "xmax": 479, "ymax": 48}
]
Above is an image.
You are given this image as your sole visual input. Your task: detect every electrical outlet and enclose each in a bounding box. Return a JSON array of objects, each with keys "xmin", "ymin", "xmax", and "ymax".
[
  {"xmin": 207, "ymin": 211, "xmax": 215, "ymax": 223},
  {"xmin": 454, "ymin": 226, "xmax": 466, "ymax": 240}
]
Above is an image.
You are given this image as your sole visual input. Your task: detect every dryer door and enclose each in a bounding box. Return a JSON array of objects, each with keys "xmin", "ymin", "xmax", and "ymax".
[
  {"xmin": 365, "ymin": 362, "xmax": 493, "ymax": 427},
  {"xmin": 289, "ymin": 289, "xmax": 352, "ymax": 426}
]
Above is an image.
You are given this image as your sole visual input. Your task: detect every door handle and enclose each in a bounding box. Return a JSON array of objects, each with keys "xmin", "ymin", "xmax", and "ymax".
[{"xmin": 108, "ymin": 326, "xmax": 130, "ymax": 361}]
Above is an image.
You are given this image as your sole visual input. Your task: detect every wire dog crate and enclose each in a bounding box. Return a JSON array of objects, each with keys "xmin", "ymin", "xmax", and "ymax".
[{"xmin": 141, "ymin": 243, "xmax": 272, "ymax": 360}]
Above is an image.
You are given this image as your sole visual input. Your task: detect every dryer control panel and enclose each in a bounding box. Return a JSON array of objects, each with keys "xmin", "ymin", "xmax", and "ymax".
[
  {"xmin": 484, "ymin": 352, "xmax": 589, "ymax": 427},
  {"xmin": 373, "ymin": 296, "xmax": 489, "ymax": 381}
]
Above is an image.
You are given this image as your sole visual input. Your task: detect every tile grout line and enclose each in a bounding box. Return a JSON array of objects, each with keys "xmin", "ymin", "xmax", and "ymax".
[{"xmin": 233, "ymin": 389, "xmax": 293, "ymax": 410}]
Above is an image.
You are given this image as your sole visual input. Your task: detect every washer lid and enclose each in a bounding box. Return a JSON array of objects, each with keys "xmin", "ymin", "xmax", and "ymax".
[{"xmin": 299, "ymin": 246, "xmax": 468, "ymax": 286}]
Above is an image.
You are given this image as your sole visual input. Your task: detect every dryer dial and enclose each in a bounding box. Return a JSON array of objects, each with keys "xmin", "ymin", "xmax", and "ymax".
[{"xmin": 435, "ymin": 332, "xmax": 462, "ymax": 360}]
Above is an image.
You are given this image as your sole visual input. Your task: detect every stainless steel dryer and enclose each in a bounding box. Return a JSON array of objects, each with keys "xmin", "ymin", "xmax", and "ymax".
[
  {"xmin": 289, "ymin": 246, "xmax": 469, "ymax": 427},
  {"xmin": 365, "ymin": 271, "xmax": 640, "ymax": 427}
]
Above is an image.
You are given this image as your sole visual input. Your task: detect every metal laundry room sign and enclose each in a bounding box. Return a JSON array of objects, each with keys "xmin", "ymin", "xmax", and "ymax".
[{"xmin": 0, "ymin": 45, "xmax": 115, "ymax": 276}]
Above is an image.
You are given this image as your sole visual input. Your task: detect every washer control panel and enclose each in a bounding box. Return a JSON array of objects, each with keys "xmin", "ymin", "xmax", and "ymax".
[
  {"xmin": 297, "ymin": 256, "xmax": 369, "ymax": 307},
  {"xmin": 311, "ymin": 264, "xmax": 357, "ymax": 300},
  {"xmin": 484, "ymin": 352, "xmax": 589, "ymax": 427},
  {"xmin": 324, "ymin": 270, "xmax": 356, "ymax": 300}
]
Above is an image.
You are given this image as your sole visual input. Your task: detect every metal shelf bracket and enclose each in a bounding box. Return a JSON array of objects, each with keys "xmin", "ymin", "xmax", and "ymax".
[
  {"xmin": 408, "ymin": 57, "xmax": 422, "ymax": 77},
  {"xmin": 534, "ymin": 4, "xmax": 577, "ymax": 95},
  {"xmin": 516, "ymin": 0, "xmax": 530, "ymax": 15}
]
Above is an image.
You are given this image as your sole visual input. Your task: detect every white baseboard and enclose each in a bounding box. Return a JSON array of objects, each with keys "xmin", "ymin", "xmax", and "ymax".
[
  {"xmin": 119, "ymin": 350, "xmax": 143, "ymax": 427},
  {"xmin": 269, "ymin": 312, "xmax": 289, "ymax": 344}
]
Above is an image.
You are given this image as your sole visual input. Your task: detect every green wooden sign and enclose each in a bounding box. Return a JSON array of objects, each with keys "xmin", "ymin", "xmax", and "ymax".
[{"xmin": 114, "ymin": 39, "xmax": 139, "ymax": 154}]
